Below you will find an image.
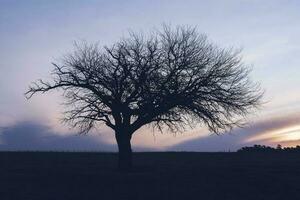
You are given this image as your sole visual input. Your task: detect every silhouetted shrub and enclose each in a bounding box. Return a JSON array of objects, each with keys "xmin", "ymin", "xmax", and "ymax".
[{"xmin": 237, "ymin": 144, "xmax": 300, "ymax": 153}]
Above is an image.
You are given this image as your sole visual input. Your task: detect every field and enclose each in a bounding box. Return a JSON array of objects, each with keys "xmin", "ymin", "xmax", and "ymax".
[{"xmin": 1, "ymin": 152, "xmax": 300, "ymax": 200}]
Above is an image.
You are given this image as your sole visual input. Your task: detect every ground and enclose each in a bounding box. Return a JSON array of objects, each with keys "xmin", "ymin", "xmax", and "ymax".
[{"xmin": 1, "ymin": 152, "xmax": 300, "ymax": 200}]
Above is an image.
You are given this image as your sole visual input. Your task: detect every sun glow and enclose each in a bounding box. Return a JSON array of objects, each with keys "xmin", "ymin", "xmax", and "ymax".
[
  {"xmin": 271, "ymin": 126, "xmax": 300, "ymax": 142},
  {"xmin": 245, "ymin": 125, "xmax": 300, "ymax": 144}
]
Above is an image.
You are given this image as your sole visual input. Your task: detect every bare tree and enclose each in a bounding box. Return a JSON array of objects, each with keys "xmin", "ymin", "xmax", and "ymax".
[{"xmin": 26, "ymin": 25, "xmax": 263, "ymax": 171}]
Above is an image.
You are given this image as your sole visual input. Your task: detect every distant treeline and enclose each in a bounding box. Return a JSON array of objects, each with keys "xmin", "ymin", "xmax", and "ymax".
[{"xmin": 238, "ymin": 144, "xmax": 300, "ymax": 153}]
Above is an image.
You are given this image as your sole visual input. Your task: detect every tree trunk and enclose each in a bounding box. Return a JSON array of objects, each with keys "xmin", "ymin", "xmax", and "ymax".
[{"xmin": 115, "ymin": 131, "xmax": 132, "ymax": 171}]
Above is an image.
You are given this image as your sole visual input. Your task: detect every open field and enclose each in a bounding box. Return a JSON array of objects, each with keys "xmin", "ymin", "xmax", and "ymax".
[{"xmin": 1, "ymin": 152, "xmax": 300, "ymax": 200}]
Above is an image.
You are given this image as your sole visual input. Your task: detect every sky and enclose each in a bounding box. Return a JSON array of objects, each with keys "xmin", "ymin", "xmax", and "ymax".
[{"xmin": 0, "ymin": 0, "xmax": 300, "ymax": 151}]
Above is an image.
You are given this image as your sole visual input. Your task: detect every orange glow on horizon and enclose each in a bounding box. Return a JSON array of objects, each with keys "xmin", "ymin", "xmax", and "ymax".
[{"xmin": 245, "ymin": 125, "xmax": 300, "ymax": 147}]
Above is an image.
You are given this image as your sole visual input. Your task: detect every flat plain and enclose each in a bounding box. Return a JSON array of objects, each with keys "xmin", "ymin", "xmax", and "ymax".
[{"xmin": 1, "ymin": 152, "xmax": 300, "ymax": 200}]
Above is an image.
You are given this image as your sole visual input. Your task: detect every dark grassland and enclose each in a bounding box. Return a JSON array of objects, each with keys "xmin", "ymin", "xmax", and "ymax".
[{"xmin": 1, "ymin": 152, "xmax": 300, "ymax": 200}]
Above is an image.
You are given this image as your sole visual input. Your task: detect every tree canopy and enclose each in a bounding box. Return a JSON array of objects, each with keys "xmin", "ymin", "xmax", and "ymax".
[{"xmin": 26, "ymin": 25, "xmax": 263, "ymax": 170}]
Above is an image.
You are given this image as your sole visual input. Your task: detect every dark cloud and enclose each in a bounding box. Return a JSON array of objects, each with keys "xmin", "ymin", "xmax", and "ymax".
[
  {"xmin": 167, "ymin": 129, "xmax": 252, "ymax": 152},
  {"xmin": 0, "ymin": 122, "xmax": 116, "ymax": 151},
  {"xmin": 1, "ymin": 114, "xmax": 299, "ymax": 152},
  {"xmin": 168, "ymin": 114, "xmax": 300, "ymax": 151},
  {"xmin": 0, "ymin": 121, "xmax": 155, "ymax": 151}
]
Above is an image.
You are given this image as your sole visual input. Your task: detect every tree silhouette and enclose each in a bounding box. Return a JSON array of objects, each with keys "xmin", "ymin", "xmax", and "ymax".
[{"xmin": 26, "ymin": 25, "xmax": 263, "ymax": 171}]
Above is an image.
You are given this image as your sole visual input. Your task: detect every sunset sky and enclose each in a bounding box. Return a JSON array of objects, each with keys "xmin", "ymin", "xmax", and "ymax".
[{"xmin": 0, "ymin": 0, "xmax": 300, "ymax": 151}]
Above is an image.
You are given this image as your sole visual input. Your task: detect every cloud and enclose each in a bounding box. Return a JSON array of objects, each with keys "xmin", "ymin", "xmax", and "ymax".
[
  {"xmin": 1, "ymin": 0, "xmax": 300, "ymax": 152},
  {"xmin": 0, "ymin": 121, "xmax": 115, "ymax": 151},
  {"xmin": 1, "ymin": 113, "xmax": 300, "ymax": 152},
  {"xmin": 0, "ymin": 121, "xmax": 154, "ymax": 152},
  {"xmin": 168, "ymin": 113, "xmax": 300, "ymax": 151},
  {"xmin": 244, "ymin": 114, "xmax": 300, "ymax": 144}
]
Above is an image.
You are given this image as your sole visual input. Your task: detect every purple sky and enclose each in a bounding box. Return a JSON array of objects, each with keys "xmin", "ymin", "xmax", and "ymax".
[{"xmin": 0, "ymin": 0, "xmax": 300, "ymax": 151}]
